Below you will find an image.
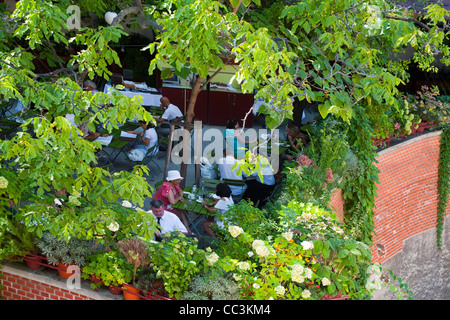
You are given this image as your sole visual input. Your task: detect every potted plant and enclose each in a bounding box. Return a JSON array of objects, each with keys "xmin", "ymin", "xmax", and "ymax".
[
  {"xmin": 147, "ymin": 233, "xmax": 211, "ymax": 299},
  {"xmin": 36, "ymin": 232, "xmax": 92, "ymax": 279},
  {"xmin": 0, "ymin": 218, "xmax": 43, "ymax": 270},
  {"xmin": 135, "ymin": 267, "xmax": 167, "ymax": 298},
  {"xmin": 81, "ymin": 249, "xmax": 134, "ymax": 295},
  {"xmin": 181, "ymin": 272, "xmax": 241, "ymax": 300},
  {"xmin": 118, "ymin": 238, "xmax": 150, "ymax": 300}
]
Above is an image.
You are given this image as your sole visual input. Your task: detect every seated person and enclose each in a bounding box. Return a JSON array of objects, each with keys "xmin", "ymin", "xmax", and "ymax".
[
  {"xmin": 83, "ymin": 80, "xmax": 99, "ymax": 93},
  {"xmin": 126, "ymin": 120, "xmax": 159, "ymax": 159},
  {"xmin": 224, "ymin": 119, "xmax": 257, "ymax": 160},
  {"xmin": 149, "ymin": 199, "xmax": 188, "ymax": 241},
  {"xmin": 65, "ymin": 113, "xmax": 106, "ymax": 141},
  {"xmin": 152, "ymin": 170, "xmax": 194, "ymax": 235},
  {"xmin": 243, "ymin": 158, "xmax": 275, "ymax": 208},
  {"xmin": 218, "ymin": 148, "xmax": 246, "ymax": 202},
  {"xmin": 155, "ymin": 96, "xmax": 183, "ymax": 138},
  {"xmin": 202, "ymin": 183, "xmax": 234, "ymax": 238}
]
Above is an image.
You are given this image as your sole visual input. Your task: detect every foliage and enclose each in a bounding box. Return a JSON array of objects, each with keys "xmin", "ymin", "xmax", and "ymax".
[
  {"xmin": 135, "ymin": 267, "xmax": 166, "ymax": 296},
  {"xmin": 406, "ymin": 85, "xmax": 450, "ymax": 125},
  {"xmin": 213, "ymin": 200, "xmax": 373, "ymax": 300},
  {"xmin": 181, "ymin": 272, "xmax": 241, "ymax": 300},
  {"xmin": 0, "ymin": 216, "xmax": 39, "ymax": 261},
  {"xmin": 16, "ymin": 190, "xmax": 158, "ymax": 246},
  {"xmin": 341, "ymin": 106, "xmax": 380, "ymax": 244},
  {"xmin": 0, "ymin": 0, "xmax": 156, "ymax": 246},
  {"xmin": 305, "ymin": 118, "xmax": 351, "ymax": 176},
  {"xmin": 436, "ymin": 124, "xmax": 450, "ymax": 247},
  {"xmin": 148, "ymin": 233, "xmax": 212, "ymax": 299},
  {"xmin": 81, "ymin": 249, "xmax": 134, "ymax": 289},
  {"xmin": 35, "ymin": 232, "xmax": 92, "ymax": 266},
  {"xmin": 365, "ymin": 263, "xmax": 414, "ymax": 300},
  {"xmin": 118, "ymin": 237, "xmax": 150, "ymax": 284},
  {"xmin": 384, "ymin": 269, "xmax": 415, "ymax": 300},
  {"xmin": 387, "ymin": 96, "xmax": 422, "ymax": 136}
]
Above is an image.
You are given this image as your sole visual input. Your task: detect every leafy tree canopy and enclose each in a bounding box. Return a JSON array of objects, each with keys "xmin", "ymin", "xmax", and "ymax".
[{"xmin": 0, "ymin": 0, "xmax": 449, "ymax": 241}]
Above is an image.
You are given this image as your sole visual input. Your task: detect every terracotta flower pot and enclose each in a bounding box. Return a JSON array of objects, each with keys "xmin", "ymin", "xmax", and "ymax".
[
  {"xmin": 24, "ymin": 254, "xmax": 43, "ymax": 270},
  {"xmin": 108, "ymin": 285, "xmax": 123, "ymax": 295},
  {"xmin": 321, "ymin": 292, "xmax": 348, "ymax": 300},
  {"xmin": 57, "ymin": 262, "xmax": 75, "ymax": 279},
  {"xmin": 122, "ymin": 283, "xmax": 141, "ymax": 300}
]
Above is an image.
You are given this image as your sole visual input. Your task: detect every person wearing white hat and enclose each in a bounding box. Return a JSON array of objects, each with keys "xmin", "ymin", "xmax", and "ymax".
[{"xmin": 153, "ymin": 170, "xmax": 194, "ymax": 235}]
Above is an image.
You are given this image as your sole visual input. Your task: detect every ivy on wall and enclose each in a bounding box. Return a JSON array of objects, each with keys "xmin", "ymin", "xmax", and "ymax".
[
  {"xmin": 436, "ymin": 124, "xmax": 450, "ymax": 247},
  {"xmin": 341, "ymin": 107, "xmax": 380, "ymax": 246}
]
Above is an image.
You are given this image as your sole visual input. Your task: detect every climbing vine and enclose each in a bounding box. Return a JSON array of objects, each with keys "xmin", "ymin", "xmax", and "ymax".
[
  {"xmin": 341, "ymin": 106, "xmax": 380, "ymax": 246},
  {"xmin": 436, "ymin": 124, "xmax": 450, "ymax": 247}
]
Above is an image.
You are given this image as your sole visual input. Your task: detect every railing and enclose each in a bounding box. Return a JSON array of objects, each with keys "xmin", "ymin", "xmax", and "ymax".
[{"xmin": 372, "ymin": 121, "xmax": 438, "ymax": 149}]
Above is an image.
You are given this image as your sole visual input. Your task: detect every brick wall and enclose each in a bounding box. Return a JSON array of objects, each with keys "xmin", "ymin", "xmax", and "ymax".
[
  {"xmin": 0, "ymin": 264, "xmax": 107, "ymax": 300},
  {"xmin": 330, "ymin": 131, "xmax": 450, "ymax": 263}
]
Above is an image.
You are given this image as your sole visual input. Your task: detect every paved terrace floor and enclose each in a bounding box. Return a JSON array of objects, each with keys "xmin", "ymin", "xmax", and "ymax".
[{"xmin": 107, "ymin": 122, "xmax": 283, "ymax": 213}]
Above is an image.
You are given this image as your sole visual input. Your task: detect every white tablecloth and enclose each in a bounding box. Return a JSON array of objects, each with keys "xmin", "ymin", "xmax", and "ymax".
[{"xmin": 104, "ymin": 83, "xmax": 162, "ymax": 106}]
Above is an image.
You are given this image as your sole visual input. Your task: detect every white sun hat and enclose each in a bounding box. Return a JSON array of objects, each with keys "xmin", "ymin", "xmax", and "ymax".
[{"xmin": 166, "ymin": 170, "xmax": 184, "ymax": 181}]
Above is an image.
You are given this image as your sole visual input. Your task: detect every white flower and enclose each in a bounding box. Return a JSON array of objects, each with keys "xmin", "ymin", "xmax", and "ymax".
[
  {"xmin": 206, "ymin": 252, "xmax": 219, "ymax": 265},
  {"xmin": 233, "ymin": 274, "xmax": 242, "ymax": 281},
  {"xmin": 228, "ymin": 225, "xmax": 244, "ymax": 238},
  {"xmin": 237, "ymin": 261, "xmax": 250, "ymax": 271},
  {"xmin": 301, "ymin": 240, "xmax": 314, "ymax": 251},
  {"xmin": 107, "ymin": 222, "xmax": 120, "ymax": 232},
  {"xmin": 68, "ymin": 195, "xmax": 81, "ymax": 206},
  {"xmin": 291, "ymin": 263, "xmax": 304, "ymax": 275},
  {"xmin": 252, "ymin": 283, "xmax": 260, "ymax": 289},
  {"xmin": 252, "ymin": 239, "xmax": 265, "ymax": 249},
  {"xmin": 304, "ymin": 267, "xmax": 313, "ymax": 279},
  {"xmin": 254, "ymin": 245, "xmax": 270, "ymax": 257},
  {"xmin": 275, "ymin": 285, "xmax": 285, "ymax": 295},
  {"xmin": 121, "ymin": 200, "xmax": 132, "ymax": 208},
  {"xmin": 0, "ymin": 176, "xmax": 8, "ymax": 189},
  {"xmin": 247, "ymin": 251, "xmax": 254, "ymax": 257},
  {"xmin": 54, "ymin": 198, "xmax": 63, "ymax": 206},
  {"xmin": 252, "ymin": 240, "xmax": 270, "ymax": 257},
  {"xmin": 301, "ymin": 289, "xmax": 311, "ymax": 299},
  {"xmin": 71, "ymin": 187, "xmax": 81, "ymax": 198},
  {"xmin": 291, "ymin": 264, "xmax": 305, "ymax": 283},
  {"xmin": 282, "ymin": 231, "xmax": 293, "ymax": 241},
  {"xmin": 321, "ymin": 277, "xmax": 331, "ymax": 286},
  {"xmin": 291, "ymin": 274, "xmax": 305, "ymax": 284}
]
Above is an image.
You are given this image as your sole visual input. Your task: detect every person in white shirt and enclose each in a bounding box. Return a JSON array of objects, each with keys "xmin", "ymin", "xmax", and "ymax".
[
  {"xmin": 218, "ymin": 148, "xmax": 247, "ymax": 202},
  {"xmin": 155, "ymin": 96, "xmax": 183, "ymax": 123},
  {"xmin": 155, "ymin": 96, "xmax": 183, "ymax": 139},
  {"xmin": 202, "ymin": 183, "xmax": 234, "ymax": 238},
  {"xmin": 126, "ymin": 120, "xmax": 159, "ymax": 157},
  {"xmin": 83, "ymin": 80, "xmax": 99, "ymax": 93},
  {"xmin": 149, "ymin": 199, "xmax": 188, "ymax": 241}
]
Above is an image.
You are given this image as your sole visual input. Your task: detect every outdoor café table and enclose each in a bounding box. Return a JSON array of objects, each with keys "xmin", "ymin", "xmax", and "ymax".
[
  {"xmin": 95, "ymin": 121, "xmax": 140, "ymax": 164},
  {"xmin": 171, "ymin": 186, "xmax": 214, "ymax": 234},
  {"xmin": 104, "ymin": 82, "xmax": 162, "ymax": 107},
  {"xmin": 258, "ymin": 141, "xmax": 290, "ymax": 156}
]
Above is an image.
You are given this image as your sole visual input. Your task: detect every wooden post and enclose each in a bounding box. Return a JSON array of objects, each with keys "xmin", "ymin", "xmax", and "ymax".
[{"xmin": 163, "ymin": 123, "xmax": 176, "ymax": 181}]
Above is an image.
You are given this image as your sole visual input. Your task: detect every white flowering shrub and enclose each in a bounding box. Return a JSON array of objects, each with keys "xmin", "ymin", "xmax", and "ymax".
[{"xmin": 213, "ymin": 200, "xmax": 373, "ymax": 300}]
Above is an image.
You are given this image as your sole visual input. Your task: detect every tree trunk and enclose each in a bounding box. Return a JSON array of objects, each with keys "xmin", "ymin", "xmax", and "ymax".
[{"xmin": 180, "ymin": 76, "xmax": 204, "ymax": 185}]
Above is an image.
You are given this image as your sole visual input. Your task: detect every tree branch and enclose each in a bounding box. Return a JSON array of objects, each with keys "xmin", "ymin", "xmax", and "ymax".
[
  {"xmin": 383, "ymin": 14, "xmax": 432, "ymax": 32},
  {"xmin": 111, "ymin": 5, "xmax": 164, "ymax": 32}
]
